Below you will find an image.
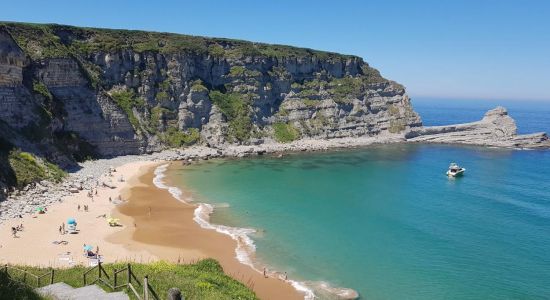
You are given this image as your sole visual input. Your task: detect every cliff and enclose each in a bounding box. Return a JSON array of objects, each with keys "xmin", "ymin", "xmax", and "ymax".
[
  {"xmin": 0, "ymin": 22, "xmax": 548, "ymax": 198},
  {"xmin": 0, "ymin": 22, "xmax": 422, "ymax": 193}
]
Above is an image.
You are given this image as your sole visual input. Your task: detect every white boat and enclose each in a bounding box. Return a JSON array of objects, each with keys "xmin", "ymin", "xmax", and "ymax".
[{"xmin": 446, "ymin": 163, "xmax": 465, "ymax": 177}]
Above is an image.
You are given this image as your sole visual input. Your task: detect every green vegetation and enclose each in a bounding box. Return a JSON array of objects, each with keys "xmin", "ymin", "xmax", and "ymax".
[
  {"xmin": 0, "ymin": 271, "xmax": 42, "ymax": 300},
  {"xmin": 208, "ymin": 91, "xmax": 252, "ymax": 141},
  {"xmin": 388, "ymin": 104, "xmax": 400, "ymax": 116},
  {"xmin": 328, "ymin": 77, "xmax": 363, "ymax": 103},
  {"xmin": 160, "ymin": 127, "xmax": 200, "ymax": 148},
  {"xmin": 228, "ymin": 66, "xmax": 261, "ymax": 78},
  {"xmin": 155, "ymin": 91, "xmax": 170, "ymax": 101},
  {"xmin": 7, "ymin": 150, "xmax": 66, "ymax": 188},
  {"xmin": 388, "ymin": 119, "xmax": 406, "ymax": 133},
  {"xmin": 190, "ymin": 79, "xmax": 208, "ymax": 93},
  {"xmin": 3, "ymin": 259, "xmax": 258, "ymax": 300},
  {"xmin": 1, "ymin": 22, "xmax": 359, "ymax": 62},
  {"xmin": 32, "ymin": 81, "xmax": 52, "ymax": 101},
  {"xmin": 273, "ymin": 122, "xmax": 300, "ymax": 143},
  {"xmin": 208, "ymin": 44, "xmax": 225, "ymax": 57},
  {"xmin": 302, "ymin": 99, "xmax": 318, "ymax": 108},
  {"xmin": 110, "ymin": 90, "xmax": 144, "ymax": 132}
]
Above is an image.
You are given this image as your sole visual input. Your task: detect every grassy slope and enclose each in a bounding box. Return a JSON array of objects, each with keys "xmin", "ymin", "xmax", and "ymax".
[
  {"xmin": 2, "ymin": 259, "xmax": 257, "ymax": 300},
  {"xmin": 0, "ymin": 21, "xmax": 359, "ymax": 61}
]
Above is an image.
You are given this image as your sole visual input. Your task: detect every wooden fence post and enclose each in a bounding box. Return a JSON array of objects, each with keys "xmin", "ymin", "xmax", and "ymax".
[
  {"xmin": 127, "ymin": 264, "xmax": 131, "ymax": 285},
  {"xmin": 143, "ymin": 275, "xmax": 149, "ymax": 300},
  {"xmin": 50, "ymin": 269, "xmax": 54, "ymax": 284},
  {"xmin": 113, "ymin": 268, "xmax": 117, "ymax": 288}
]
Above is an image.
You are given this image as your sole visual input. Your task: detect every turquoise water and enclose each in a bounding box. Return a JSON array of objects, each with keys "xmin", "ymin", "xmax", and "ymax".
[{"xmin": 166, "ymin": 101, "xmax": 550, "ymax": 299}]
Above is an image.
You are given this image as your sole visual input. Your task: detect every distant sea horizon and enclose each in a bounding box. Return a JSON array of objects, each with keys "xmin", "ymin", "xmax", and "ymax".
[{"xmin": 164, "ymin": 99, "xmax": 550, "ymax": 299}]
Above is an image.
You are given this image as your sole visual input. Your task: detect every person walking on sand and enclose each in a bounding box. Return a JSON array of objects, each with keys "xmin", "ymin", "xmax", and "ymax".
[
  {"xmin": 59, "ymin": 225, "xmax": 62, "ymax": 234},
  {"xmin": 78, "ymin": 204, "xmax": 80, "ymax": 211},
  {"xmin": 263, "ymin": 267, "xmax": 267, "ymax": 278},
  {"xmin": 11, "ymin": 227, "xmax": 17, "ymax": 238}
]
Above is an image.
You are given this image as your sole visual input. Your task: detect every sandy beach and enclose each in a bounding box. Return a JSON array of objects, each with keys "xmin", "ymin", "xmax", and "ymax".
[
  {"xmin": 0, "ymin": 158, "xmax": 303, "ymax": 299},
  {"xmin": 109, "ymin": 162, "xmax": 303, "ymax": 300}
]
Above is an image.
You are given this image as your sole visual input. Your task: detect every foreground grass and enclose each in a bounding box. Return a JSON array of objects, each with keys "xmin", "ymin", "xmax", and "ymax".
[{"xmin": 2, "ymin": 259, "xmax": 257, "ymax": 300}]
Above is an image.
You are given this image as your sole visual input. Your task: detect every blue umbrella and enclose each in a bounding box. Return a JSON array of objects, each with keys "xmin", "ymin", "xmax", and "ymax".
[
  {"xmin": 67, "ymin": 218, "xmax": 76, "ymax": 224},
  {"xmin": 83, "ymin": 245, "xmax": 93, "ymax": 251}
]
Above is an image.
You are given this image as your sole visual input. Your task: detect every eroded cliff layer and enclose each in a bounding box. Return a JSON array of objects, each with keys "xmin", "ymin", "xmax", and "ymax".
[{"xmin": 0, "ymin": 22, "xmax": 421, "ymax": 167}]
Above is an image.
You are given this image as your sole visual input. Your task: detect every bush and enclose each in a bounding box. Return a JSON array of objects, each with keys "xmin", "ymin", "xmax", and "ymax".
[
  {"xmin": 208, "ymin": 91, "xmax": 252, "ymax": 141},
  {"xmin": 110, "ymin": 90, "xmax": 144, "ymax": 132},
  {"xmin": 273, "ymin": 122, "xmax": 300, "ymax": 143},
  {"xmin": 161, "ymin": 127, "xmax": 200, "ymax": 147},
  {"xmin": 7, "ymin": 150, "xmax": 66, "ymax": 187},
  {"xmin": 32, "ymin": 81, "xmax": 52, "ymax": 101}
]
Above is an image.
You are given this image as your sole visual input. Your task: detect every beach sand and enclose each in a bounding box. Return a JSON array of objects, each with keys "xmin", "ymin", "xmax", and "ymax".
[
  {"xmin": 0, "ymin": 160, "xmax": 157, "ymax": 267},
  {"xmin": 0, "ymin": 160, "xmax": 303, "ymax": 299},
  {"xmin": 109, "ymin": 162, "xmax": 303, "ymax": 300}
]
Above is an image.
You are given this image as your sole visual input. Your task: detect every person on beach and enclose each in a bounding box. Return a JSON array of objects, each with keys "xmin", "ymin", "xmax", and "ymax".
[
  {"xmin": 284, "ymin": 272, "xmax": 288, "ymax": 281},
  {"xmin": 62, "ymin": 222, "xmax": 65, "ymax": 233},
  {"xmin": 11, "ymin": 227, "xmax": 17, "ymax": 238},
  {"xmin": 263, "ymin": 267, "xmax": 267, "ymax": 278},
  {"xmin": 95, "ymin": 189, "xmax": 98, "ymax": 195},
  {"xmin": 78, "ymin": 204, "xmax": 81, "ymax": 211},
  {"xmin": 109, "ymin": 197, "xmax": 112, "ymax": 202}
]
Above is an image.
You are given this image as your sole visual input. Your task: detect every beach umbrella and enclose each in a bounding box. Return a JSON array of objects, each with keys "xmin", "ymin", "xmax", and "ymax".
[
  {"xmin": 67, "ymin": 218, "xmax": 76, "ymax": 224},
  {"xmin": 83, "ymin": 245, "xmax": 93, "ymax": 251}
]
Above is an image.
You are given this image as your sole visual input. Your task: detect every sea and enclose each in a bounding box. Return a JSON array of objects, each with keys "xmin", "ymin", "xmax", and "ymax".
[{"xmin": 160, "ymin": 98, "xmax": 550, "ymax": 299}]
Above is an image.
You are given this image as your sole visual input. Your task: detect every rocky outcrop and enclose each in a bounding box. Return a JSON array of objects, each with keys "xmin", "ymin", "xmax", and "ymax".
[{"xmin": 406, "ymin": 107, "xmax": 550, "ymax": 148}]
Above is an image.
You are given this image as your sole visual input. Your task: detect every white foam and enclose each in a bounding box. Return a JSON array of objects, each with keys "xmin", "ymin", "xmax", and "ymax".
[{"xmin": 152, "ymin": 164, "xmax": 319, "ymax": 300}]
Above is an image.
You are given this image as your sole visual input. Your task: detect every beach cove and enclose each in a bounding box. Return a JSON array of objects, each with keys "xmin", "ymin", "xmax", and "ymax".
[{"xmin": 0, "ymin": 152, "xmax": 305, "ymax": 299}]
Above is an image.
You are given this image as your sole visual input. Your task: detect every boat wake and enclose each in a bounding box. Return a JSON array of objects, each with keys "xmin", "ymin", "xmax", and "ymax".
[{"xmin": 153, "ymin": 163, "xmax": 356, "ymax": 300}]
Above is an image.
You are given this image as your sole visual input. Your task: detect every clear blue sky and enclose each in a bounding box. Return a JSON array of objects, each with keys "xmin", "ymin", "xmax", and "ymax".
[{"xmin": 1, "ymin": 0, "xmax": 549, "ymax": 101}]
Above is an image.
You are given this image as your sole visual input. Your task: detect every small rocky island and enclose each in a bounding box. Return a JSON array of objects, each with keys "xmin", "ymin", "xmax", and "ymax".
[{"xmin": 0, "ymin": 22, "xmax": 548, "ymax": 198}]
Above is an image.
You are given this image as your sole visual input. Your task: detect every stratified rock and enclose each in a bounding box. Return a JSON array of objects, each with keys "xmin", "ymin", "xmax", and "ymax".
[{"xmin": 406, "ymin": 107, "xmax": 550, "ymax": 148}]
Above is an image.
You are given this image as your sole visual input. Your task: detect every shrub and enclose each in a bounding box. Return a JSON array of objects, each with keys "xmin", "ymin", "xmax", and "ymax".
[
  {"xmin": 208, "ymin": 91, "xmax": 252, "ymax": 141},
  {"xmin": 208, "ymin": 44, "xmax": 225, "ymax": 57},
  {"xmin": 110, "ymin": 90, "xmax": 144, "ymax": 131},
  {"xmin": 273, "ymin": 122, "xmax": 300, "ymax": 143},
  {"xmin": 8, "ymin": 150, "xmax": 66, "ymax": 187},
  {"xmin": 32, "ymin": 81, "xmax": 52, "ymax": 101},
  {"xmin": 161, "ymin": 127, "xmax": 200, "ymax": 147},
  {"xmin": 190, "ymin": 80, "xmax": 208, "ymax": 93}
]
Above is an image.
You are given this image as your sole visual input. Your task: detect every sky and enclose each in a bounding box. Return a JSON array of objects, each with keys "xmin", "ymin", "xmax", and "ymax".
[{"xmin": 1, "ymin": 0, "xmax": 549, "ymax": 101}]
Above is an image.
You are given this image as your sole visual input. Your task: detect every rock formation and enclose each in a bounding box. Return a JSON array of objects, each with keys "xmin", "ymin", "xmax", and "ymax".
[{"xmin": 406, "ymin": 107, "xmax": 550, "ymax": 148}]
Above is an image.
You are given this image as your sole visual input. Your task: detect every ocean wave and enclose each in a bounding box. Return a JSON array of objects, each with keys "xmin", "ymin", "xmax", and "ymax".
[{"xmin": 153, "ymin": 163, "xmax": 324, "ymax": 300}]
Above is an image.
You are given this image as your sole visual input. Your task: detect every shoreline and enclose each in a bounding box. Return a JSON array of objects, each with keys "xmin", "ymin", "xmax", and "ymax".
[
  {"xmin": 109, "ymin": 162, "xmax": 305, "ymax": 300},
  {"xmin": 1, "ymin": 137, "xmax": 547, "ymax": 298}
]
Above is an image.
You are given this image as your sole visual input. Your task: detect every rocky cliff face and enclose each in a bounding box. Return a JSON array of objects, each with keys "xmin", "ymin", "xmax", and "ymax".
[{"xmin": 0, "ymin": 23, "xmax": 421, "ymax": 163}]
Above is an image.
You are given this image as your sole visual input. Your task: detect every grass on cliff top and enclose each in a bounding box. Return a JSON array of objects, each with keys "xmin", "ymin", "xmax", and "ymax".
[
  {"xmin": 0, "ymin": 21, "xmax": 358, "ymax": 60},
  {"xmin": 7, "ymin": 150, "xmax": 66, "ymax": 188},
  {"xmin": 3, "ymin": 259, "xmax": 257, "ymax": 300}
]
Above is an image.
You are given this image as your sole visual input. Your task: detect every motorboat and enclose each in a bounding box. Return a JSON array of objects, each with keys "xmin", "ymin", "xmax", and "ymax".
[{"xmin": 446, "ymin": 163, "xmax": 465, "ymax": 177}]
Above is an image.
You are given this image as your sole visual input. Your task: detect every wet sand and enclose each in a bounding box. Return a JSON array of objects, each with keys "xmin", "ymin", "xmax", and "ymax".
[{"xmin": 109, "ymin": 163, "xmax": 303, "ymax": 300}]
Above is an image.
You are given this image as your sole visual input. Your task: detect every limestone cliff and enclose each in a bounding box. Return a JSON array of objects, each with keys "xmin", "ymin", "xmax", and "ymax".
[{"xmin": 0, "ymin": 22, "xmax": 420, "ymax": 165}]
